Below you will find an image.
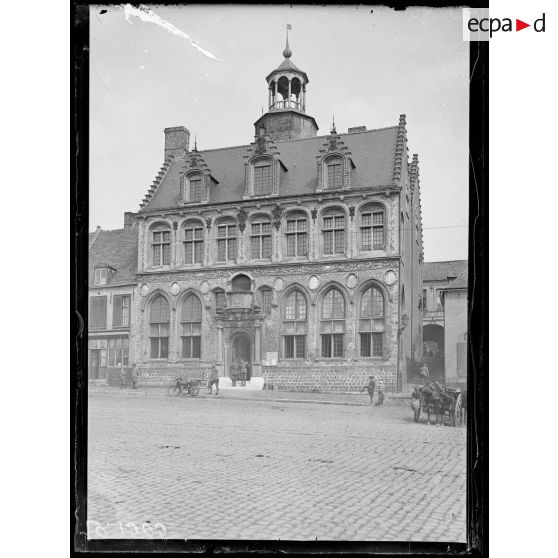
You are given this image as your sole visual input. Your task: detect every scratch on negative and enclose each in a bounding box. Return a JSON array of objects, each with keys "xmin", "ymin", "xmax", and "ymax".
[{"xmin": 121, "ymin": 4, "xmax": 220, "ymax": 61}]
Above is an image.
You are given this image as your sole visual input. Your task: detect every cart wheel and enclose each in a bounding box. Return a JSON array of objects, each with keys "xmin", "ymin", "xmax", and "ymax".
[
  {"xmin": 190, "ymin": 386, "xmax": 200, "ymax": 397},
  {"xmin": 413, "ymin": 408, "xmax": 420, "ymax": 423},
  {"xmin": 167, "ymin": 386, "xmax": 180, "ymax": 397}
]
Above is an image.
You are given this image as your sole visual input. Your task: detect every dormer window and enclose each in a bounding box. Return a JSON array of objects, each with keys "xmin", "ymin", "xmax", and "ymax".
[
  {"xmin": 184, "ymin": 172, "xmax": 204, "ymax": 203},
  {"xmin": 326, "ymin": 158, "xmax": 343, "ymax": 190},
  {"xmin": 94, "ymin": 267, "xmax": 108, "ymax": 286},
  {"xmin": 253, "ymin": 162, "xmax": 272, "ymax": 195}
]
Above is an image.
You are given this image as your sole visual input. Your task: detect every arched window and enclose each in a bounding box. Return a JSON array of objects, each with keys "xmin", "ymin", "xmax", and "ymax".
[
  {"xmin": 361, "ymin": 204, "xmax": 385, "ymax": 251},
  {"xmin": 322, "ymin": 209, "xmax": 345, "ymax": 255},
  {"xmin": 216, "ymin": 220, "xmax": 237, "ymax": 262},
  {"xmin": 285, "ymin": 212, "xmax": 308, "ymax": 257},
  {"xmin": 232, "ymin": 274, "xmax": 251, "ymax": 291},
  {"xmin": 214, "ymin": 288, "xmax": 226, "ymax": 311},
  {"xmin": 149, "ymin": 295, "xmax": 169, "ymax": 359},
  {"xmin": 325, "ymin": 156, "xmax": 343, "ymax": 190},
  {"xmin": 151, "ymin": 223, "xmax": 171, "ymax": 266},
  {"xmin": 180, "ymin": 294, "xmax": 202, "ymax": 358},
  {"xmin": 250, "ymin": 217, "xmax": 272, "ymax": 259},
  {"xmin": 258, "ymin": 286, "xmax": 273, "ymax": 314},
  {"xmin": 183, "ymin": 220, "xmax": 204, "ymax": 264},
  {"xmin": 184, "ymin": 172, "xmax": 203, "ymax": 203},
  {"xmin": 283, "ymin": 290, "xmax": 307, "ymax": 358},
  {"xmin": 359, "ymin": 286, "xmax": 385, "ymax": 357},
  {"xmin": 253, "ymin": 160, "xmax": 272, "ymax": 195},
  {"xmin": 321, "ymin": 288, "xmax": 345, "ymax": 358}
]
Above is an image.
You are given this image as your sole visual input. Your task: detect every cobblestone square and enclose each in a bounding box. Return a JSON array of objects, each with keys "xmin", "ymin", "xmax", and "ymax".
[{"xmin": 87, "ymin": 391, "xmax": 466, "ymax": 542}]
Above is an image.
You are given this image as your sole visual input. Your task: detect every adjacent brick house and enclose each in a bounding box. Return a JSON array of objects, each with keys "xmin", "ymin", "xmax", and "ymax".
[
  {"xmin": 421, "ymin": 260, "xmax": 468, "ymax": 388},
  {"xmin": 89, "ymin": 41, "xmax": 427, "ymax": 392},
  {"xmin": 88, "ymin": 223, "xmax": 138, "ymax": 384}
]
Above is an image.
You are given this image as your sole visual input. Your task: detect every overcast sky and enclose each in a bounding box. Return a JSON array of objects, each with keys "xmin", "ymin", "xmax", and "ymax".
[{"xmin": 90, "ymin": 4, "xmax": 469, "ymax": 262}]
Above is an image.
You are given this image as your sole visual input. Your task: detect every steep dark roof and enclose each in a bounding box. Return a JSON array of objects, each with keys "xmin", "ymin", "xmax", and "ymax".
[
  {"xmin": 88, "ymin": 227, "xmax": 138, "ymax": 287},
  {"xmin": 443, "ymin": 267, "xmax": 468, "ymax": 291},
  {"xmin": 140, "ymin": 127, "xmax": 399, "ymax": 212},
  {"xmin": 424, "ymin": 260, "xmax": 468, "ymax": 283}
]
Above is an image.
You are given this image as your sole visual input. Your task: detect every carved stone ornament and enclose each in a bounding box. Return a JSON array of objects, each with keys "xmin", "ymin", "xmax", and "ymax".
[
  {"xmin": 311, "ymin": 208, "xmax": 318, "ymax": 221},
  {"xmin": 308, "ymin": 275, "xmax": 320, "ymax": 291},
  {"xmin": 237, "ymin": 208, "xmax": 248, "ymax": 232},
  {"xmin": 205, "ymin": 217, "xmax": 212, "ymax": 229},
  {"xmin": 254, "ymin": 135, "xmax": 267, "ymax": 156},
  {"xmin": 328, "ymin": 137, "xmax": 338, "ymax": 151},
  {"xmin": 345, "ymin": 273, "xmax": 358, "ymax": 289},
  {"xmin": 140, "ymin": 284, "xmax": 150, "ymax": 297},
  {"xmin": 274, "ymin": 277, "xmax": 285, "ymax": 292},
  {"xmin": 384, "ymin": 270, "xmax": 397, "ymax": 286},
  {"xmin": 170, "ymin": 282, "xmax": 181, "ymax": 296},
  {"xmin": 349, "ymin": 205, "xmax": 355, "ymax": 218},
  {"xmin": 272, "ymin": 204, "xmax": 284, "ymax": 229},
  {"xmin": 189, "ymin": 152, "xmax": 200, "ymax": 168},
  {"xmin": 173, "ymin": 221, "xmax": 178, "ymax": 230},
  {"xmin": 200, "ymin": 280, "xmax": 210, "ymax": 295}
]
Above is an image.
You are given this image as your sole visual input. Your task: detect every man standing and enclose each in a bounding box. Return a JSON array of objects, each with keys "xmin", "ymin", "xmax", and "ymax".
[
  {"xmin": 120, "ymin": 367, "xmax": 127, "ymax": 389},
  {"xmin": 207, "ymin": 362, "xmax": 219, "ymax": 395},
  {"xmin": 419, "ymin": 363, "xmax": 430, "ymax": 385},
  {"xmin": 361, "ymin": 375, "xmax": 376, "ymax": 404},
  {"xmin": 239, "ymin": 359, "xmax": 247, "ymax": 387},
  {"xmin": 230, "ymin": 357, "xmax": 239, "ymax": 387},
  {"xmin": 130, "ymin": 365, "xmax": 138, "ymax": 389}
]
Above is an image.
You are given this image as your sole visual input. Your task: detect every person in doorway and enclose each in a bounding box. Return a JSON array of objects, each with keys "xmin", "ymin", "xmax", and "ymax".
[
  {"xmin": 120, "ymin": 367, "xmax": 127, "ymax": 389},
  {"xmin": 375, "ymin": 378, "xmax": 385, "ymax": 405},
  {"xmin": 239, "ymin": 359, "xmax": 247, "ymax": 387},
  {"xmin": 230, "ymin": 358, "xmax": 239, "ymax": 387},
  {"xmin": 419, "ymin": 363, "xmax": 430, "ymax": 385},
  {"xmin": 130, "ymin": 365, "xmax": 138, "ymax": 389},
  {"xmin": 360, "ymin": 375, "xmax": 376, "ymax": 404},
  {"xmin": 207, "ymin": 362, "xmax": 219, "ymax": 395}
]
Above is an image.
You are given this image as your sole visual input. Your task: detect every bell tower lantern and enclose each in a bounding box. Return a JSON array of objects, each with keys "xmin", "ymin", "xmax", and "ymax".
[{"xmin": 254, "ymin": 31, "xmax": 319, "ymax": 142}]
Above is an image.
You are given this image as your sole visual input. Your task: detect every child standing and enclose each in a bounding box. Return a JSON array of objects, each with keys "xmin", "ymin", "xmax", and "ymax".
[{"xmin": 360, "ymin": 375, "xmax": 376, "ymax": 404}]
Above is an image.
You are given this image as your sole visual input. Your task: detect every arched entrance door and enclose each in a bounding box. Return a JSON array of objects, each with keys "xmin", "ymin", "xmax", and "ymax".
[
  {"xmin": 422, "ymin": 324, "xmax": 445, "ymax": 383},
  {"xmin": 231, "ymin": 333, "xmax": 252, "ymax": 380}
]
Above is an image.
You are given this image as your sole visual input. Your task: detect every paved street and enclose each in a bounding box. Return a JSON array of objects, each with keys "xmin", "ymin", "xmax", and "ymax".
[{"xmin": 87, "ymin": 391, "xmax": 466, "ymax": 542}]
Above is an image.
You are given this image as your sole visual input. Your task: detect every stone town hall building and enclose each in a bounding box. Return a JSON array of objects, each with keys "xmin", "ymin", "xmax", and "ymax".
[{"xmin": 88, "ymin": 41, "xmax": 425, "ymax": 392}]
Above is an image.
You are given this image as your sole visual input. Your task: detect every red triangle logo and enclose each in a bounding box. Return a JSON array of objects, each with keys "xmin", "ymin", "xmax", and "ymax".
[{"xmin": 516, "ymin": 19, "xmax": 530, "ymax": 31}]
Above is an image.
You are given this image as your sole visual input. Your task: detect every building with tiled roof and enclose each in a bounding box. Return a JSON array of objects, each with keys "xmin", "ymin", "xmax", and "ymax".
[
  {"xmin": 92, "ymin": 38, "xmax": 427, "ymax": 393},
  {"xmin": 420, "ymin": 259, "xmax": 468, "ymax": 388},
  {"xmin": 88, "ymin": 220, "xmax": 138, "ymax": 383}
]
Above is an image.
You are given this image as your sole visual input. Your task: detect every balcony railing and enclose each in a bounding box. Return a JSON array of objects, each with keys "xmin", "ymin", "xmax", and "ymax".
[{"xmin": 271, "ymin": 100, "xmax": 302, "ymax": 111}]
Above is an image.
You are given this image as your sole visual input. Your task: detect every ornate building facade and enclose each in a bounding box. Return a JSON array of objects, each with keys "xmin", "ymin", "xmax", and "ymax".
[{"xmin": 91, "ymin": 41, "xmax": 425, "ymax": 392}]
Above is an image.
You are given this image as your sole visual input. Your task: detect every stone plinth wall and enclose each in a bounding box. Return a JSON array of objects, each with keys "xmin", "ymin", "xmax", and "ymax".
[
  {"xmin": 263, "ymin": 363, "xmax": 397, "ymax": 393},
  {"xmin": 136, "ymin": 363, "xmax": 212, "ymax": 385}
]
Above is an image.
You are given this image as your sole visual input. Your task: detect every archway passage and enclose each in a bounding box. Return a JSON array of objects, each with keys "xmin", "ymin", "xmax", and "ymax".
[
  {"xmin": 422, "ymin": 324, "xmax": 445, "ymax": 383},
  {"xmin": 232, "ymin": 333, "xmax": 252, "ymax": 381}
]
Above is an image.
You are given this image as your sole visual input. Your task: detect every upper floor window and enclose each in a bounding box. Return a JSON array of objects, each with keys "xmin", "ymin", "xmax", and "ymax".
[
  {"xmin": 326, "ymin": 157, "xmax": 343, "ymax": 190},
  {"xmin": 112, "ymin": 295, "xmax": 130, "ymax": 328},
  {"xmin": 183, "ymin": 220, "xmax": 204, "ymax": 264},
  {"xmin": 149, "ymin": 295, "xmax": 169, "ymax": 359},
  {"xmin": 283, "ymin": 290, "xmax": 307, "ymax": 359},
  {"xmin": 322, "ymin": 209, "xmax": 345, "ymax": 255},
  {"xmin": 184, "ymin": 173, "xmax": 203, "ymax": 203},
  {"xmin": 359, "ymin": 286, "xmax": 385, "ymax": 357},
  {"xmin": 89, "ymin": 296, "xmax": 107, "ymax": 330},
  {"xmin": 94, "ymin": 267, "xmax": 108, "ymax": 286},
  {"xmin": 286, "ymin": 213, "xmax": 308, "ymax": 257},
  {"xmin": 258, "ymin": 286, "xmax": 273, "ymax": 314},
  {"xmin": 216, "ymin": 221, "xmax": 237, "ymax": 262},
  {"xmin": 180, "ymin": 294, "xmax": 202, "ymax": 359},
  {"xmin": 361, "ymin": 204, "xmax": 385, "ymax": 251},
  {"xmin": 151, "ymin": 223, "xmax": 171, "ymax": 266},
  {"xmin": 320, "ymin": 288, "xmax": 345, "ymax": 358},
  {"xmin": 250, "ymin": 219, "xmax": 272, "ymax": 260},
  {"xmin": 254, "ymin": 163, "xmax": 272, "ymax": 195}
]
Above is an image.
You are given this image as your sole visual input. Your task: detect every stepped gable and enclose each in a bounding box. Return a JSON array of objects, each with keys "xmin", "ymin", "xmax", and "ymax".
[
  {"xmin": 88, "ymin": 227, "xmax": 138, "ymax": 287},
  {"xmin": 139, "ymin": 126, "xmax": 399, "ymax": 211},
  {"xmin": 424, "ymin": 260, "xmax": 468, "ymax": 283},
  {"xmin": 391, "ymin": 114, "xmax": 407, "ymax": 186},
  {"xmin": 139, "ymin": 156, "xmax": 173, "ymax": 210}
]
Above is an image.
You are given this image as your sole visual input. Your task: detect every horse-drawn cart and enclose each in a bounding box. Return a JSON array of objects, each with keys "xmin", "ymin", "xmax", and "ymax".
[{"xmin": 411, "ymin": 381, "xmax": 463, "ymax": 426}]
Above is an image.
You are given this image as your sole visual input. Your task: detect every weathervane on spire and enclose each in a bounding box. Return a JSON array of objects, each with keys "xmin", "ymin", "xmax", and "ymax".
[
  {"xmin": 283, "ymin": 24, "xmax": 292, "ymax": 58},
  {"xmin": 193, "ymin": 134, "xmax": 198, "ymax": 151},
  {"xmin": 330, "ymin": 114, "xmax": 337, "ymax": 135}
]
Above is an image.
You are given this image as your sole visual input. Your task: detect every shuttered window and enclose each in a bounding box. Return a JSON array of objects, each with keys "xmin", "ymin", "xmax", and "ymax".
[{"xmin": 89, "ymin": 297, "xmax": 107, "ymax": 330}]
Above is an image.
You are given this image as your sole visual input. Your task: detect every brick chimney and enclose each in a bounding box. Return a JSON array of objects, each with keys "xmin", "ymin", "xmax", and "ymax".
[
  {"xmin": 164, "ymin": 126, "xmax": 190, "ymax": 159},
  {"xmin": 123, "ymin": 212, "xmax": 137, "ymax": 229}
]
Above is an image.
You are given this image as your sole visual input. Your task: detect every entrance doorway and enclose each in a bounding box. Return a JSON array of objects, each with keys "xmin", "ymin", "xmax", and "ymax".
[{"xmin": 231, "ymin": 333, "xmax": 252, "ymax": 380}]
